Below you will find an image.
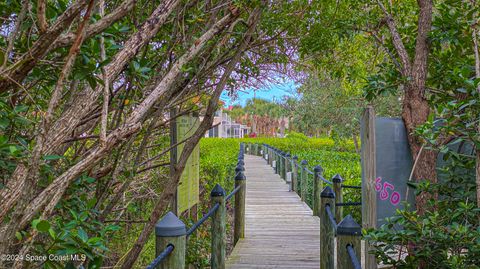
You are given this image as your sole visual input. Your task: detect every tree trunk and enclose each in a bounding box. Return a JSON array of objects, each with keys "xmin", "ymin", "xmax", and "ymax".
[
  {"xmin": 119, "ymin": 9, "xmax": 261, "ymax": 267},
  {"xmin": 402, "ymin": 83, "xmax": 436, "ymax": 214}
]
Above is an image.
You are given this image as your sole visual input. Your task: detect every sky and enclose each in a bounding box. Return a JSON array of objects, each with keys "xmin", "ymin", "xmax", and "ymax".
[{"xmin": 221, "ymin": 79, "xmax": 299, "ymax": 107}]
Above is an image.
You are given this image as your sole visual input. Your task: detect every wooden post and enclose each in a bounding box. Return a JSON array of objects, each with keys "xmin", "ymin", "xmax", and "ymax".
[
  {"xmin": 361, "ymin": 106, "xmax": 377, "ymax": 269},
  {"xmin": 234, "ymin": 171, "xmax": 246, "ymax": 245},
  {"xmin": 275, "ymin": 150, "xmax": 280, "ymax": 174},
  {"xmin": 280, "ymin": 152, "xmax": 285, "ymax": 180},
  {"xmin": 320, "ymin": 186, "xmax": 335, "ymax": 269},
  {"xmin": 285, "ymin": 153, "xmax": 291, "ymax": 188},
  {"xmin": 235, "ymin": 163, "xmax": 245, "ymax": 176},
  {"xmin": 211, "ymin": 184, "xmax": 226, "ymax": 269},
  {"xmin": 300, "ymin": 160, "xmax": 308, "ymax": 202},
  {"xmin": 155, "ymin": 212, "xmax": 186, "ymax": 269},
  {"xmin": 267, "ymin": 146, "xmax": 271, "ymax": 165},
  {"xmin": 337, "ymin": 215, "xmax": 362, "ymax": 269},
  {"xmin": 282, "ymin": 152, "xmax": 287, "ymax": 180},
  {"xmin": 313, "ymin": 165, "xmax": 324, "ymax": 216},
  {"xmin": 292, "ymin": 156, "xmax": 298, "ymax": 192},
  {"xmin": 332, "ymin": 174, "xmax": 344, "ymax": 221},
  {"xmin": 269, "ymin": 147, "xmax": 273, "ymax": 166}
]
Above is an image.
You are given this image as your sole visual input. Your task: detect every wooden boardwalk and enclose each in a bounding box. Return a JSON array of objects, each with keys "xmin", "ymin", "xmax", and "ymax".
[{"xmin": 226, "ymin": 155, "xmax": 320, "ymax": 269}]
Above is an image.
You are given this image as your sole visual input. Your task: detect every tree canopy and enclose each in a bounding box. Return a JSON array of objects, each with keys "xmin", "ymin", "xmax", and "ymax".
[{"xmin": 1, "ymin": 0, "xmax": 480, "ymax": 268}]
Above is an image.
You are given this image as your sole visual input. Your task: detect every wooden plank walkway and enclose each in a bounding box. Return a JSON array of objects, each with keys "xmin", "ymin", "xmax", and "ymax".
[{"xmin": 226, "ymin": 155, "xmax": 320, "ymax": 269}]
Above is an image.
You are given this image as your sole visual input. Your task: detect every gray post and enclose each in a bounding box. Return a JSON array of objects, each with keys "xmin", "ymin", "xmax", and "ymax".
[
  {"xmin": 292, "ymin": 156, "xmax": 298, "ymax": 192},
  {"xmin": 300, "ymin": 160, "xmax": 308, "ymax": 202},
  {"xmin": 282, "ymin": 152, "xmax": 287, "ymax": 180},
  {"xmin": 269, "ymin": 147, "xmax": 273, "ymax": 166},
  {"xmin": 155, "ymin": 212, "xmax": 186, "ymax": 269},
  {"xmin": 337, "ymin": 215, "xmax": 362, "ymax": 269},
  {"xmin": 234, "ymin": 171, "xmax": 246, "ymax": 245},
  {"xmin": 275, "ymin": 150, "xmax": 280, "ymax": 174},
  {"xmin": 211, "ymin": 184, "xmax": 226, "ymax": 269},
  {"xmin": 320, "ymin": 186, "xmax": 335, "ymax": 269},
  {"xmin": 279, "ymin": 152, "xmax": 284, "ymax": 180},
  {"xmin": 285, "ymin": 153, "xmax": 291, "ymax": 189},
  {"xmin": 332, "ymin": 174, "xmax": 344, "ymax": 221},
  {"xmin": 313, "ymin": 165, "xmax": 324, "ymax": 216}
]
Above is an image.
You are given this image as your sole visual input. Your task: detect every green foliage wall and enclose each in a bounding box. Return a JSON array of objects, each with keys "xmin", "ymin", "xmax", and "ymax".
[{"xmin": 242, "ymin": 136, "xmax": 362, "ymax": 220}]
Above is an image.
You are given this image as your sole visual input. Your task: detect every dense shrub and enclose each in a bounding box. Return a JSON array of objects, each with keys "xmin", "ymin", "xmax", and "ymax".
[{"xmin": 185, "ymin": 138, "xmax": 240, "ymax": 267}]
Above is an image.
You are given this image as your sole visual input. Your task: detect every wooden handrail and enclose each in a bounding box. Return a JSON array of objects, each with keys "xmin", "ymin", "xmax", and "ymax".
[
  {"xmin": 149, "ymin": 143, "xmax": 246, "ymax": 269},
  {"xmin": 258, "ymin": 142, "xmax": 364, "ymax": 269}
]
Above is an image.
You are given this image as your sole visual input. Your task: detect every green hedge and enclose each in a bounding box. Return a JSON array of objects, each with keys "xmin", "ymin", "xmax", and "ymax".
[{"xmin": 242, "ymin": 137, "xmax": 362, "ymax": 221}]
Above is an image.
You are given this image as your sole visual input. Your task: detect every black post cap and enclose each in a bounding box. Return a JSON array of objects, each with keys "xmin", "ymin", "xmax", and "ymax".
[
  {"xmin": 211, "ymin": 183, "xmax": 226, "ymax": 197},
  {"xmin": 285, "ymin": 153, "xmax": 291, "ymax": 158},
  {"xmin": 235, "ymin": 164, "xmax": 245, "ymax": 172},
  {"xmin": 293, "ymin": 155, "xmax": 298, "ymax": 160},
  {"xmin": 314, "ymin": 165, "xmax": 323, "ymax": 173},
  {"xmin": 332, "ymin": 174, "xmax": 343, "ymax": 183},
  {"xmin": 235, "ymin": 171, "xmax": 246, "ymax": 180},
  {"xmin": 300, "ymin": 160, "xmax": 308, "ymax": 165},
  {"xmin": 155, "ymin": 212, "xmax": 186, "ymax": 237},
  {"xmin": 337, "ymin": 215, "xmax": 362, "ymax": 236},
  {"xmin": 320, "ymin": 186, "xmax": 335, "ymax": 198}
]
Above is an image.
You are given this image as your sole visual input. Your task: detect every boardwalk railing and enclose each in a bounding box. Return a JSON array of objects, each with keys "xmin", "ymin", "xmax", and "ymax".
[
  {"xmin": 247, "ymin": 142, "xmax": 363, "ymax": 269},
  {"xmin": 146, "ymin": 143, "xmax": 246, "ymax": 269}
]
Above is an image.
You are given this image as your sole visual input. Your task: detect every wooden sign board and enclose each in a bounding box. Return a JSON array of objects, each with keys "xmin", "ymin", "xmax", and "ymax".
[
  {"xmin": 361, "ymin": 116, "xmax": 416, "ymax": 227},
  {"xmin": 171, "ymin": 113, "xmax": 200, "ymax": 215}
]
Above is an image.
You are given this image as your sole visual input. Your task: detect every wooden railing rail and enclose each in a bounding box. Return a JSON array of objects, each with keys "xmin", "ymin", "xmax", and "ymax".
[
  {"xmin": 147, "ymin": 143, "xmax": 246, "ymax": 269},
  {"xmin": 247, "ymin": 142, "xmax": 364, "ymax": 269}
]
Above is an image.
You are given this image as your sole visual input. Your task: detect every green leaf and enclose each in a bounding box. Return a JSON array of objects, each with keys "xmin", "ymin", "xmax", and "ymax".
[
  {"xmin": 36, "ymin": 220, "xmax": 51, "ymax": 232},
  {"xmin": 0, "ymin": 118, "xmax": 10, "ymax": 129},
  {"xmin": 9, "ymin": 145, "xmax": 18, "ymax": 154},
  {"xmin": 48, "ymin": 228, "xmax": 56, "ymax": 240},
  {"xmin": 43, "ymin": 155, "xmax": 64, "ymax": 160},
  {"xmin": 77, "ymin": 228, "xmax": 88, "ymax": 242},
  {"xmin": 15, "ymin": 231, "xmax": 22, "ymax": 240}
]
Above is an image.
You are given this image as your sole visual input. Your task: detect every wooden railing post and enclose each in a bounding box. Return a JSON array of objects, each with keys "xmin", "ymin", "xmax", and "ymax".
[
  {"xmin": 234, "ymin": 171, "xmax": 246, "ymax": 245},
  {"xmin": 268, "ymin": 147, "xmax": 273, "ymax": 166},
  {"xmin": 279, "ymin": 151, "xmax": 285, "ymax": 180},
  {"xmin": 292, "ymin": 155, "xmax": 298, "ymax": 192},
  {"xmin": 361, "ymin": 106, "xmax": 377, "ymax": 269},
  {"xmin": 211, "ymin": 184, "xmax": 226, "ymax": 269},
  {"xmin": 285, "ymin": 153, "xmax": 291, "ymax": 189},
  {"xmin": 275, "ymin": 149, "xmax": 280, "ymax": 174},
  {"xmin": 237, "ymin": 152, "xmax": 245, "ymax": 167},
  {"xmin": 282, "ymin": 152, "xmax": 287, "ymax": 180},
  {"xmin": 332, "ymin": 174, "xmax": 344, "ymax": 221},
  {"xmin": 320, "ymin": 186, "xmax": 335, "ymax": 269},
  {"xmin": 337, "ymin": 215, "xmax": 362, "ymax": 269},
  {"xmin": 300, "ymin": 160, "xmax": 308, "ymax": 202},
  {"xmin": 155, "ymin": 212, "xmax": 186, "ymax": 269},
  {"xmin": 313, "ymin": 165, "xmax": 324, "ymax": 216}
]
